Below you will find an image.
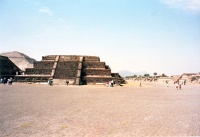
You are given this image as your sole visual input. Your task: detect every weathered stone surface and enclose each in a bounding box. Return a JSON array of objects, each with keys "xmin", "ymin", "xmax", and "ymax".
[
  {"xmin": 33, "ymin": 61, "xmax": 54, "ymax": 69},
  {"xmin": 54, "ymin": 69, "xmax": 77, "ymax": 79},
  {"xmin": 0, "ymin": 51, "xmax": 36, "ymax": 71},
  {"xmin": 15, "ymin": 55, "xmax": 125, "ymax": 85},
  {"xmin": 82, "ymin": 62, "xmax": 106, "ymax": 68},
  {"xmin": 82, "ymin": 69, "xmax": 111, "ymax": 76},
  {"xmin": 56, "ymin": 62, "xmax": 79, "ymax": 69},
  {"xmin": 81, "ymin": 77, "xmax": 113, "ymax": 84},
  {"xmin": 25, "ymin": 68, "xmax": 52, "ymax": 75}
]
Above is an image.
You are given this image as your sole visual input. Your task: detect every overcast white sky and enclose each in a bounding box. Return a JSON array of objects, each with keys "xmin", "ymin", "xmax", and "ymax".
[{"xmin": 0, "ymin": 0, "xmax": 200, "ymax": 76}]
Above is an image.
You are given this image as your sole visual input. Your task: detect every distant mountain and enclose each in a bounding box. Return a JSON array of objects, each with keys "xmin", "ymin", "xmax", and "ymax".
[
  {"xmin": 1, "ymin": 51, "xmax": 36, "ymax": 71},
  {"xmin": 118, "ymin": 70, "xmax": 135, "ymax": 77},
  {"xmin": 118, "ymin": 70, "xmax": 149, "ymax": 77}
]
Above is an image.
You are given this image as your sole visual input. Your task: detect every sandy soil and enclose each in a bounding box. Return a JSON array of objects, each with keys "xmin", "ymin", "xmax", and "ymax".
[{"xmin": 0, "ymin": 82, "xmax": 200, "ymax": 137}]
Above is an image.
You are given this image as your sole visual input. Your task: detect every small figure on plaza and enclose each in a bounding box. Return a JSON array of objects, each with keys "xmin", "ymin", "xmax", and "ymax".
[
  {"xmin": 175, "ymin": 81, "xmax": 179, "ymax": 90},
  {"xmin": 66, "ymin": 80, "xmax": 69, "ymax": 86},
  {"xmin": 166, "ymin": 80, "xmax": 169, "ymax": 87},
  {"xmin": 179, "ymin": 83, "xmax": 181, "ymax": 90},
  {"xmin": 3, "ymin": 78, "xmax": 7, "ymax": 84},
  {"xmin": 110, "ymin": 80, "xmax": 114, "ymax": 87},
  {"xmin": 184, "ymin": 80, "xmax": 186, "ymax": 85},
  {"xmin": 48, "ymin": 79, "xmax": 53, "ymax": 86}
]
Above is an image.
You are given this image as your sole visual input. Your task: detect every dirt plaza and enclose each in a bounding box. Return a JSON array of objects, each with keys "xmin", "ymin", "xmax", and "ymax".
[{"xmin": 0, "ymin": 82, "xmax": 200, "ymax": 137}]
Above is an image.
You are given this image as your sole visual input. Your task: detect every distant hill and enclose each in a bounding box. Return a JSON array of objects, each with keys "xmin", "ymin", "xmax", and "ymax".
[
  {"xmin": 118, "ymin": 70, "xmax": 149, "ymax": 77},
  {"xmin": 1, "ymin": 51, "xmax": 36, "ymax": 71}
]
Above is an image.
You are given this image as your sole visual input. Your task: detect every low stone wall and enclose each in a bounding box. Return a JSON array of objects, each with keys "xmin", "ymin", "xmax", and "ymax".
[
  {"xmin": 59, "ymin": 56, "xmax": 80, "ymax": 61},
  {"xmin": 42, "ymin": 55, "xmax": 57, "ymax": 61},
  {"xmin": 83, "ymin": 56, "xmax": 100, "ymax": 62},
  {"xmin": 81, "ymin": 76, "xmax": 123, "ymax": 84},
  {"xmin": 14, "ymin": 75, "xmax": 49, "ymax": 83},
  {"xmin": 81, "ymin": 77, "xmax": 113, "ymax": 84}
]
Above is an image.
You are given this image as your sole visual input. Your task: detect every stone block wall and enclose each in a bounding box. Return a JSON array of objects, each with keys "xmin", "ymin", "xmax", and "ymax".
[
  {"xmin": 82, "ymin": 69, "xmax": 111, "ymax": 76},
  {"xmin": 34, "ymin": 61, "xmax": 54, "ymax": 69},
  {"xmin": 53, "ymin": 61, "xmax": 79, "ymax": 79},
  {"xmin": 56, "ymin": 62, "xmax": 79, "ymax": 69},
  {"xmin": 83, "ymin": 56, "xmax": 100, "ymax": 62},
  {"xmin": 25, "ymin": 68, "xmax": 52, "ymax": 75},
  {"xmin": 42, "ymin": 55, "xmax": 57, "ymax": 61},
  {"xmin": 82, "ymin": 62, "xmax": 106, "ymax": 69},
  {"xmin": 54, "ymin": 69, "xmax": 77, "ymax": 79},
  {"xmin": 80, "ymin": 56, "xmax": 121, "ymax": 84},
  {"xmin": 59, "ymin": 56, "xmax": 80, "ymax": 61},
  {"xmin": 15, "ymin": 76, "xmax": 49, "ymax": 82},
  {"xmin": 81, "ymin": 77, "xmax": 113, "ymax": 84}
]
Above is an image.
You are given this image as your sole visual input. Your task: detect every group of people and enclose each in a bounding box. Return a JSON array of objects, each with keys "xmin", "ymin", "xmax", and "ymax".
[
  {"xmin": 106, "ymin": 80, "xmax": 114, "ymax": 87},
  {"xmin": 175, "ymin": 82, "xmax": 181, "ymax": 90},
  {"xmin": 165, "ymin": 80, "xmax": 186, "ymax": 90},
  {"xmin": 174, "ymin": 80, "xmax": 186, "ymax": 90},
  {"xmin": 47, "ymin": 79, "xmax": 69, "ymax": 86},
  {"xmin": 171, "ymin": 80, "xmax": 186, "ymax": 90},
  {"xmin": 0, "ymin": 77, "xmax": 13, "ymax": 85},
  {"xmin": 106, "ymin": 80, "xmax": 121, "ymax": 87}
]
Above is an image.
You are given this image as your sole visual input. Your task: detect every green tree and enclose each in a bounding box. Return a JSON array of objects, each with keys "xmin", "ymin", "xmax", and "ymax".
[
  {"xmin": 162, "ymin": 73, "xmax": 167, "ymax": 77},
  {"xmin": 153, "ymin": 72, "xmax": 157, "ymax": 76},
  {"xmin": 144, "ymin": 74, "xmax": 150, "ymax": 77}
]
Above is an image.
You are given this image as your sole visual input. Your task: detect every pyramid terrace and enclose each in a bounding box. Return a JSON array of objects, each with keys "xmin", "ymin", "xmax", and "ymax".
[{"xmin": 15, "ymin": 55, "xmax": 125, "ymax": 85}]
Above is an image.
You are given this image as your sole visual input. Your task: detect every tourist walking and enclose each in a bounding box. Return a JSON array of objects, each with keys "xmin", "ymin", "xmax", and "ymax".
[
  {"xmin": 48, "ymin": 79, "xmax": 53, "ymax": 86},
  {"xmin": 3, "ymin": 78, "xmax": 7, "ymax": 84},
  {"xmin": 111, "ymin": 80, "xmax": 114, "ymax": 87},
  {"xmin": 184, "ymin": 80, "xmax": 186, "ymax": 85},
  {"xmin": 175, "ymin": 82, "xmax": 179, "ymax": 90},
  {"xmin": 66, "ymin": 80, "xmax": 69, "ymax": 86},
  {"xmin": 106, "ymin": 81, "xmax": 109, "ymax": 87},
  {"xmin": 179, "ymin": 83, "xmax": 181, "ymax": 90},
  {"xmin": 166, "ymin": 80, "xmax": 169, "ymax": 87},
  {"xmin": 8, "ymin": 78, "xmax": 13, "ymax": 85}
]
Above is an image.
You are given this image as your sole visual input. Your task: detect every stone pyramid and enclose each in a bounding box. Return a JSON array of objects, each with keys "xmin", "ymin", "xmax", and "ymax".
[{"xmin": 1, "ymin": 51, "xmax": 36, "ymax": 71}]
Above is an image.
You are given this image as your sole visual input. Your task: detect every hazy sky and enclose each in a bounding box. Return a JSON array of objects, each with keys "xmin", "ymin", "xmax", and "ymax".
[{"xmin": 0, "ymin": 0, "xmax": 200, "ymax": 76}]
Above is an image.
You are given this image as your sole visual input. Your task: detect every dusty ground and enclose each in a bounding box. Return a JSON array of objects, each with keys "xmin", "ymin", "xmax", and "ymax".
[{"xmin": 0, "ymin": 81, "xmax": 200, "ymax": 137}]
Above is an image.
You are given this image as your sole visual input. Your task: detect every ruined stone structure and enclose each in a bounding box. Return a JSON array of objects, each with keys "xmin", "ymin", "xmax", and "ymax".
[
  {"xmin": 0, "ymin": 55, "xmax": 21, "ymax": 79},
  {"xmin": 176, "ymin": 73, "xmax": 200, "ymax": 84},
  {"xmin": 15, "ymin": 55, "xmax": 125, "ymax": 85}
]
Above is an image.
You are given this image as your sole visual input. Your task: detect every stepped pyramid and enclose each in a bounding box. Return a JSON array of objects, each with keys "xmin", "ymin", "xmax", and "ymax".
[
  {"xmin": 15, "ymin": 55, "xmax": 125, "ymax": 85},
  {"xmin": 1, "ymin": 51, "xmax": 36, "ymax": 71}
]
